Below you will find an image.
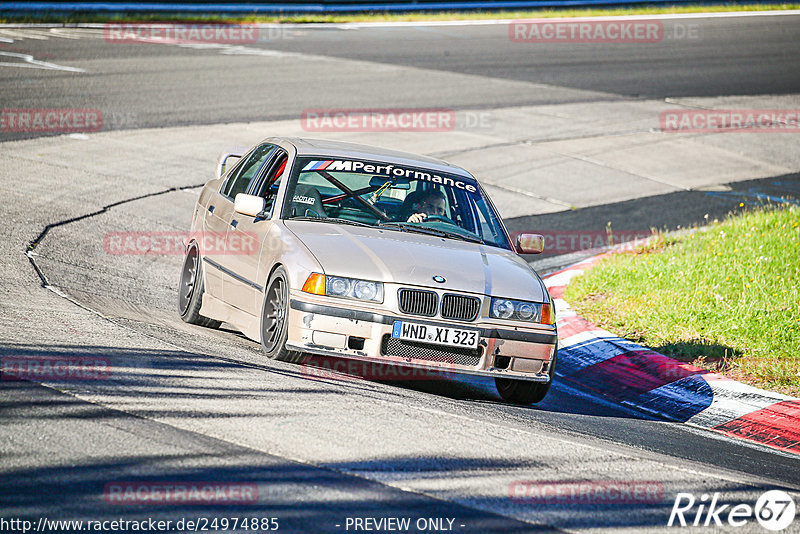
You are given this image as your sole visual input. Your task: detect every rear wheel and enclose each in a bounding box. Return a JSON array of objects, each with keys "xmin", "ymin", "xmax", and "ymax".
[
  {"xmin": 178, "ymin": 242, "xmax": 221, "ymax": 329},
  {"xmin": 260, "ymin": 266, "xmax": 304, "ymax": 363},
  {"xmin": 495, "ymin": 350, "xmax": 557, "ymax": 405}
]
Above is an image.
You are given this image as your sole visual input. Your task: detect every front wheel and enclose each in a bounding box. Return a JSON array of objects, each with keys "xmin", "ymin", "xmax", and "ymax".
[
  {"xmin": 178, "ymin": 242, "xmax": 221, "ymax": 329},
  {"xmin": 260, "ymin": 266, "xmax": 304, "ymax": 363},
  {"xmin": 495, "ymin": 350, "xmax": 557, "ymax": 405}
]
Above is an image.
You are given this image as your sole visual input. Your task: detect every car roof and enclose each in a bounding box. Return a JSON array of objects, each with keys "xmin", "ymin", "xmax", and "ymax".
[{"xmin": 268, "ymin": 137, "xmax": 475, "ymax": 180}]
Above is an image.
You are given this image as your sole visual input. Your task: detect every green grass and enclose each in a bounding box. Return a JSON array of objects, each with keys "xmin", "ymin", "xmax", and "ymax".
[
  {"xmin": 1, "ymin": 4, "xmax": 797, "ymax": 24},
  {"xmin": 564, "ymin": 205, "xmax": 800, "ymax": 396}
]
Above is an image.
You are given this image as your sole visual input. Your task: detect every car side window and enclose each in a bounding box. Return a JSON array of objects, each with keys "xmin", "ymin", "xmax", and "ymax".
[
  {"xmin": 473, "ymin": 197, "xmax": 505, "ymax": 244},
  {"xmin": 219, "ymin": 151, "xmax": 249, "ymax": 194},
  {"xmin": 253, "ymin": 151, "xmax": 288, "ymax": 217},
  {"xmin": 222, "ymin": 144, "xmax": 276, "ymax": 199}
]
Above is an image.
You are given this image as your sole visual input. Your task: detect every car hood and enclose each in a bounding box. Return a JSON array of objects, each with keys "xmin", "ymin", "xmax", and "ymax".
[{"xmin": 284, "ymin": 220, "xmax": 547, "ymax": 301}]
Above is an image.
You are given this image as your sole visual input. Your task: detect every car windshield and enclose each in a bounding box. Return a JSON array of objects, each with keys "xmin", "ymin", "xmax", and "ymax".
[{"xmin": 282, "ymin": 156, "xmax": 512, "ymax": 250}]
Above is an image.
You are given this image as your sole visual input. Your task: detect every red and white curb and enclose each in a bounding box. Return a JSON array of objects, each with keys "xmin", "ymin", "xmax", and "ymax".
[{"xmin": 542, "ymin": 254, "xmax": 800, "ymax": 455}]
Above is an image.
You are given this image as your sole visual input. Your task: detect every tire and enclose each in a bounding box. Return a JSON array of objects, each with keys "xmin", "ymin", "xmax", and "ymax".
[
  {"xmin": 495, "ymin": 349, "xmax": 557, "ymax": 405},
  {"xmin": 260, "ymin": 266, "xmax": 304, "ymax": 363},
  {"xmin": 178, "ymin": 241, "xmax": 222, "ymax": 329}
]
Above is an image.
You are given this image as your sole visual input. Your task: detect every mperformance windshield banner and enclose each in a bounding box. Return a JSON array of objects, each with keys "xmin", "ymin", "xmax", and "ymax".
[{"xmin": 301, "ymin": 159, "xmax": 478, "ymax": 193}]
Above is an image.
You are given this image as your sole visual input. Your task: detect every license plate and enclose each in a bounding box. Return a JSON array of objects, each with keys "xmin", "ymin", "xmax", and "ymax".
[{"xmin": 391, "ymin": 320, "xmax": 479, "ymax": 349}]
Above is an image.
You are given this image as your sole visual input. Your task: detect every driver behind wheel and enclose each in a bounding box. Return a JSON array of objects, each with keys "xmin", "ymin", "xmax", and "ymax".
[{"xmin": 405, "ymin": 189, "xmax": 447, "ymax": 223}]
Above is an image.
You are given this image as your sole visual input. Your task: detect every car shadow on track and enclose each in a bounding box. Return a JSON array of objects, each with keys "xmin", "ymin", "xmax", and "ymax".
[
  {"xmin": 5, "ymin": 343, "xmax": 799, "ymax": 494},
  {"xmin": 0, "ymin": 342, "xmax": 656, "ymax": 422},
  {"xmin": 0, "ymin": 379, "xmax": 777, "ymax": 534},
  {"xmin": 0, "ymin": 383, "xmax": 554, "ymax": 533},
  {"xmin": 297, "ymin": 354, "xmax": 656, "ymax": 420}
]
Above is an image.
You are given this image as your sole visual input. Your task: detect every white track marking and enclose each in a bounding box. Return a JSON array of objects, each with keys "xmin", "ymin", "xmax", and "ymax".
[
  {"xmin": 51, "ymin": 28, "xmax": 106, "ymax": 39},
  {"xmin": 47, "ymin": 28, "xmax": 84, "ymax": 39},
  {"xmin": 284, "ymin": 9, "xmax": 800, "ymax": 28},
  {"xmin": 177, "ymin": 43, "xmax": 300, "ymax": 58},
  {"xmin": 0, "ymin": 29, "xmax": 50, "ymax": 40},
  {"xmin": 0, "ymin": 28, "xmax": 104, "ymax": 42},
  {"xmin": 482, "ymin": 182, "xmax": 573, "ymax": 209},
  {"xmin": 0, "ymin": 51, "xmax": 85, "ymax": 72},
  {"xmin": 0, "ymin": 10, "xmax": 795, "ymax": 36}
]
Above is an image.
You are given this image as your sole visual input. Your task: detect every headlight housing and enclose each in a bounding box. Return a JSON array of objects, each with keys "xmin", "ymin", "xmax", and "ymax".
[
  {"xmin": 302, "ymin": 273, "xmax": 383, "ymax": 303},
  {"xmin": 490, "ymin": 297, "xmax": 553, "ymax": 324}
]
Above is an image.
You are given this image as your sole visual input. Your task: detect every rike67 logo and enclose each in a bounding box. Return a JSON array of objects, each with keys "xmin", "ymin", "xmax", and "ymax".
[{"xmin": 669, "ymin": 490, "xmax": 796, "ymax": 531}]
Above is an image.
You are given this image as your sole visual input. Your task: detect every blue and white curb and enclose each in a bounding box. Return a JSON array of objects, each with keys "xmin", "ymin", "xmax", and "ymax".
[{"xmin": 542, "ymin": 254, "xmax": 800, "ymax": 455}]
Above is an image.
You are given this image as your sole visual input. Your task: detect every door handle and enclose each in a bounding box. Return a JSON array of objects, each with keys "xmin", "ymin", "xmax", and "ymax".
[
  {"xmin": 230, "ymin": 219, "xmax": 238, "ymax": 229},
  {"xmin": 208, "ymin": 205, "xmax": 215, "ymax": 213}
]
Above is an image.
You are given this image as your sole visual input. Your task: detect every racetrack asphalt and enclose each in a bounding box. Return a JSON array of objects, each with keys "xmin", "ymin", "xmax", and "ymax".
[{"xmin": 1, "ymin": 13, "xmax": 799, "ymax": 533}]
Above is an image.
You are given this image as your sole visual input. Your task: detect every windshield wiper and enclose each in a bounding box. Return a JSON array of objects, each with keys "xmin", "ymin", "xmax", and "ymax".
[
  {"xmin": 291, "ymin": 216, "xmax": 375, "ymax": 228},
  {"xmin": 381, "ymin": 222, "xmax": 485, "ymax": 244},
  {"xmin": 437, "ymin": 230, "xmax": 486, "ymax": 245},
  {"xmin": 379, "ymin": 222, "xmax": 444, "ymax": 236}
]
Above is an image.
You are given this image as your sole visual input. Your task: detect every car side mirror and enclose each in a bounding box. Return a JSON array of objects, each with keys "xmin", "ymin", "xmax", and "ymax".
[
  {"xmin": 515, "ymin": 233, "xmax": 545, "ymax": 254},
  {"xmin": 234, "ymin": 194, "xmax": 267, "ymax": 218}
]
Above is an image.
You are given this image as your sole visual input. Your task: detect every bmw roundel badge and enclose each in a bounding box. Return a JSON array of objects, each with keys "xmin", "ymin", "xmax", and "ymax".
[{"xmin": 433, "ymin": 275, "xmax": 446, "ymax": 283}]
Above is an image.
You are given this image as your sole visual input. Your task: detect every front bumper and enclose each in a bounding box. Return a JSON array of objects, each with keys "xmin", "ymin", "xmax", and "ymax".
[{"xmin": 286, "ymin": 293, "xmax": 557, "ymax": 382}]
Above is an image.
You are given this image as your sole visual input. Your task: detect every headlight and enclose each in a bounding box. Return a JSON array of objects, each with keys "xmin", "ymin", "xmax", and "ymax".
[
  {"xmin": 328, "ymin": 276, "xmax": 382, "ymax": 302},
  {"xmin": 490, "ymin": 297, "xmax": 552, "ymax": 324},
  {"xmin": 302, "ymin": 273, "xmax": 383, "ymax": 303},
  {"xmin": 517, "ymin": 302, "xmax": 536, "ymax": 320},
  {"xmin": 328, "ymin": 276, "xmax": 351, "ymax": 296},
  {"xmin": 353, "ymin": 280, "xmax": 379, "ymax": 301},
  {"xmin": 491, "ymin": 299, "xmax": 515, "ymax": 319}
]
